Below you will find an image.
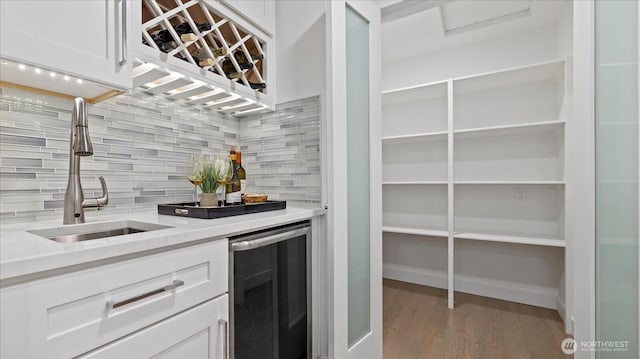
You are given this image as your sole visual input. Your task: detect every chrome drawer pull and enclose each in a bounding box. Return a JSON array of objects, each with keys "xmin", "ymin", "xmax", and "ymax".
[
  {"xmin": 106, "ymin": 279, "xmax": 184, "ymax": 310},
  {"xmin": 219, "ymin": 319, "xmax": 229, "ymax": 359},
  {"xmin": 175, "ymin": 208, "xmax": 189, "ymax": 215},
  {"xmin": 119, "ymin": 0, "xmax": 127, "ymax": 66}
]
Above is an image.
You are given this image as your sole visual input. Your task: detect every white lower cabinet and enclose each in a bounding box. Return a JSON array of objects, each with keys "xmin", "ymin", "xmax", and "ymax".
[
  {"xmin": 0, "ymin": 239, "xmax": 228, "ymax": 359},
  {"xmin": 78, "ymin": 294, "xmax": 229, "ymax": 359}
]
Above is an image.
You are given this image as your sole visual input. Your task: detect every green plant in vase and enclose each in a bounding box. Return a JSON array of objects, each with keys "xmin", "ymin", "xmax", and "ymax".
[{"xmin": 199, "ymin": 163, "xmax": 220, "ymax": 207}]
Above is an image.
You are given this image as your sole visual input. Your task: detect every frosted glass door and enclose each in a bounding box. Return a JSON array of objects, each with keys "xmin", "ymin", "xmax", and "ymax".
[
  {"xmin": 328, "ymin": 0, "xmax": 381, "ymax": 356},
  {"xmin": 595, "ymin": 0, "xmax": 639, "ymax": 358},
  {"xmin": 346, "ymin": 5, "xmax": 370, "ymax": 347}
]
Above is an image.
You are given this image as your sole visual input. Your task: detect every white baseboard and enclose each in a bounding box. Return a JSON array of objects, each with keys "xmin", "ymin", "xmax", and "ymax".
[
  {"xmin": 383, "ymin": 263, "xmax": 448, "ymax": 290},
  {"xmin": 556, "ymin": 296, "xmax": 567, "ymax": 325},
  {"xmin": 383, "ymin": 263, "xmax": 558, "ymax": 309}
]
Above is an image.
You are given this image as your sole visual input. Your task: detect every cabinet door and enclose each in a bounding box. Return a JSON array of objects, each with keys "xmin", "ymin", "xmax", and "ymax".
[
  {"xmin": 221, "ymin": 0, "xmax": 275, "ymax": 35},
  {"xmin": 0, "ymin": 0, "xmax": 131, "ymax": 89},
  {"xmin": 79, "ymin": 294, "xmax": 229, "ymax": 359},
  {"xmin": 0, "ymin": 239, "xmax": 227, "ymax": 359}
]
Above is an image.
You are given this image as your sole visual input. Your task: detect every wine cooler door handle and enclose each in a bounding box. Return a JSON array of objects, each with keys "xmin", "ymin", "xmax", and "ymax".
[
  {"xmin": 119, "ymin": 0, "xmax": 127, "ymax": 66},
  {"xmin": 106, "ymin": 279, "xmax": 184, "ymax": 310},
  {"xmin": 219, "ymin": 319, "xmax": 229, "ymax": 359},
  {"xmin": 230, "ymin": 227, "xmax": 309, "ymax": 252}
]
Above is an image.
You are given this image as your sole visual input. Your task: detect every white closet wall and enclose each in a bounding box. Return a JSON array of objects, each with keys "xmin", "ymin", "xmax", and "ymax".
[{"xmin": 382, "ymin": 24, "xmax": 558, "ymax": 91}]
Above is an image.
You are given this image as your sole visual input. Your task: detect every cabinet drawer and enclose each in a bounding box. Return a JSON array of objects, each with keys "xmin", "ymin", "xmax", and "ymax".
[
  {"xmin": 0, "ymin": 239, "xmax": 227, "ymax": 359},
  {"xmin": 78, "ymin": 294, "xmax": 228, "ymax": 359}
]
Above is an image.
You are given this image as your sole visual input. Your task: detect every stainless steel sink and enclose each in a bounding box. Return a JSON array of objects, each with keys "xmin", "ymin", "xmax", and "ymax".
[{"xmin": 28, "ymin": 220, "xmax": 173, "ymax": 243}]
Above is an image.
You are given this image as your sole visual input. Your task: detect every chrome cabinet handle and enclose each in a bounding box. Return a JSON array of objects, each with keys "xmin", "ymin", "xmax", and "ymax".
[
  {"xmin": 106, "ymin": 279, "xmax": 184, "ymax": 310},
  {"xmin": 219, "ymin": 319, "xmax": 229, "ymax": 359},
  {"xmin": 119, "ymin": 0, "xmax": 127, "ymax": 66},
  {"xmin": 230, "ymin": 227, "xmax": 309, "ymax": 252}
]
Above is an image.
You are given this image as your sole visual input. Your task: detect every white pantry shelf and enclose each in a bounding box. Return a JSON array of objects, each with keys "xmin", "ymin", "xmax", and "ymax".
[
  {"xmin": 383, "ymin": 181, "xmax": 448, "ymax": 185},
  {"xmin": 454, "ymin": 231, "xmax": 566, "ymax": 248},
  {"xmin": 453, "ymin": 59, "xmax": 565, "ymax": 94},
  {"xmin": 382, "ymin": 80, "xmax": 448, "ymax": 104},
  {"xmin": 454, "ymin": 120, "xmax": 565, "ymax": 137},
  {"xmin": 383, "ymin": 226, "xmax": 448, "ymax": 238},
  {"xmin": 381, "ymin": 131, "xmax": 448, "ymax": 142},
  {"xmin": 454, "ymin": 180, "xmax": 565, "ymax": 185}
]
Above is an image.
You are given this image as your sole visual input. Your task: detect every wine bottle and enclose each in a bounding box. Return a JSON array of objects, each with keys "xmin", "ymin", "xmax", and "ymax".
[
  {"xmin": 150, "ymin": 22, "xmax": 210, "ymax": 46},
  {"xmin": 225, "ymin": 57, "xmax": 254, "ymax": 71},
  {"xmin": 221, "ymin": 59, "xmax": 252, "ymax": 79},
  {"xmin": 174, "ymin": 22, "xmax": 212, "ymax": 35},
  {"xmin": 233, "ymin": 52, "xmax": 263, "ymax": 64},
  {"xmin": 151, "ymin": 30, "xmax": 195, "ymax": 45},
  {"xmin": 234, "ymin": 78, "xmax": 266, "ymax": 90},
  {"xmin": 236, "ymin": 149, "xmax": 246, "ymax": 200},
  {"xmin": 190, "ymin": 48, "xmax": 214, "ymax": 68},
  {"xmin": 149, "ymin": 32, "xmax": 176, "ymax": 53},
  {"xmin": 248, "ymin": 81, "xmax": 266, "ymax": 90},
  {"xmin": 212, "ymin": 48, "xmax": 228, "ymax": 58},
  {"xmin": 225, "ymin": 147, "xmax": 242, "ymax": 205}
]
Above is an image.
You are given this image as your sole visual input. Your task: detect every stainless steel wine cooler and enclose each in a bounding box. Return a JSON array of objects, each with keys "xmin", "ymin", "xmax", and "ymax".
[{"xmin": 229, "ymin": 222, "xmax": 311, "ymax": 359}]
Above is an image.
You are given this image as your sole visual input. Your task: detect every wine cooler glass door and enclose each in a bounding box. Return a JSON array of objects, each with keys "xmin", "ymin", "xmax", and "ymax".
[{"xmin": 229, "ymin": 224, "xmax": 311, "ymax": 359}]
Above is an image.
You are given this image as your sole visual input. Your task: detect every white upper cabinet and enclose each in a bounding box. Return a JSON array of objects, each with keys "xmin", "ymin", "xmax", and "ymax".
[
  {"xmin": 0, "ymin": 0, "xmax": 132, "ymax": 90},
  {"xmin": 221, "ymin": 0, "xmax": 275, "ymax": 35}
]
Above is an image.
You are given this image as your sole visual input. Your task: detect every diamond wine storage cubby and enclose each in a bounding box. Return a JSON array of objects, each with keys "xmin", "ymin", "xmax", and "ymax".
[{"xmin": 132, "ymin": 0, "xmax": 274, "ymax": 115}]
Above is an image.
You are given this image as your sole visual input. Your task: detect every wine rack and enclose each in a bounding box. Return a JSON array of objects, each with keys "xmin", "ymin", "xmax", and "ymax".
[{"xmin": 133, "ymin": 0, "xmax": 272, "ymax": 115}]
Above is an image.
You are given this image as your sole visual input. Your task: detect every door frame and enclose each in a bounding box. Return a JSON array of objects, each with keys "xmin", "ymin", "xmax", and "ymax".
[
  {"xmin": 325, "ymin": 0, "xmax": 382, "ymax": 358},
  {"xmin": 572, "ymin": 1, "xmax": 596, "ymax": 357},
  {"xmin": 573, "ymin": 1, "xmax": 640, "ymax": 357}
]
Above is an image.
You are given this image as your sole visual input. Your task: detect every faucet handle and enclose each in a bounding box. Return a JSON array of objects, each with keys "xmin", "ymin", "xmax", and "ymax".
[
  {"xmin": 95, "ymin": 176, "xmax": 109, "ymax": 209},
  {"xmin": 83, "ymin": 176, "xmax": 109, "ymax": 210}
]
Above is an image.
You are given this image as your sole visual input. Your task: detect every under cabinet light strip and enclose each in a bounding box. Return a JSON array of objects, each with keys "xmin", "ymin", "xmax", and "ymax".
[
  {"xmin": 233, "ymin": 105, "xmax": 268, "ymax": 116},
  {"xmin": 167, "ymin": 85, "xmax": 212, "ymax": 100},
  {"xmin": 219, "ymin": 101, "xmax": 255, "ymax": 113},
  {"xmin": 200, "ymin": 94, "xmax": 238, "ymax": 107},
  {"xmin": 188, "ymin": 91, "xmax": 228, "ymax": 105},
  {"xmin": 145, "ymin": 77, "xmax": 192, "ymax": 95}
]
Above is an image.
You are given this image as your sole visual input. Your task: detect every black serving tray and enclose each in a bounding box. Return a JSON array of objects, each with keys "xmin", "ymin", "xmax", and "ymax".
[{"xmin": 157, "ymin": 200, "xmax": 286, "ymax": 219}]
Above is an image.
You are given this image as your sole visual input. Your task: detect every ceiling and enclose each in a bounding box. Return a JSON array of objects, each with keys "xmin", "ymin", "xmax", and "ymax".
[{"xmin": 381, "ymin": 0, "xmax": 567, "ymax": 64}]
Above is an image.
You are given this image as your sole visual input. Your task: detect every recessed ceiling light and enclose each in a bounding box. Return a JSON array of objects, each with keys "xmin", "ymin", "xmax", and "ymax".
[
  {"xmin": 18, "ymin": 64, "xmax": 26, "ymax": 70},
  {"xmin": 76, "ymin": 79, "xmax": 83, "ymax": 84},
  {"xmin": 49, "ymin": 72, "xmax": 56, "ymax": 78},
  {"xmin": 1, "ymin": 61, "xmax": 8, "ymax": 65},
  {"xmin": 64, "ymin": 75, "xmax": 70, "ymax": 81},
  {"xmin": 34, "ymin": 68, "xmax": 41, "ymax": 74}
]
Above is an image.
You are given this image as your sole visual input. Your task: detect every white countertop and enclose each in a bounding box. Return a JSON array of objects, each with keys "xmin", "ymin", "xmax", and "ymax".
[{"xmin": 0, "ymin": 206, "xmax": 325, "ymax": 282}]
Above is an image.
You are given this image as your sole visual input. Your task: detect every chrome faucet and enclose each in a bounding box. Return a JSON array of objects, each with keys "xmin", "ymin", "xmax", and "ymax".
[{"xmin": 63, "ymin": 98, "xmax": 109, "ymax": 225}]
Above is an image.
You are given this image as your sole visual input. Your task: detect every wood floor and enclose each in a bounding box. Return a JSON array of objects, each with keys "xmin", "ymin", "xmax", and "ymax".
[{"xmin": 383, "ymin": 279, "xmax": 571, "ymax": 359}]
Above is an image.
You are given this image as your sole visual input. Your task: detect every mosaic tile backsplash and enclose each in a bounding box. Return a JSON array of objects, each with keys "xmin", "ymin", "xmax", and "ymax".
[
  {"xmin": 0, "ymin": 87, "xmax": 320, "ymax": 224},
  {"xmin": 239, "ymin": 96, "xmax": 321, "ymax": 203}
]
